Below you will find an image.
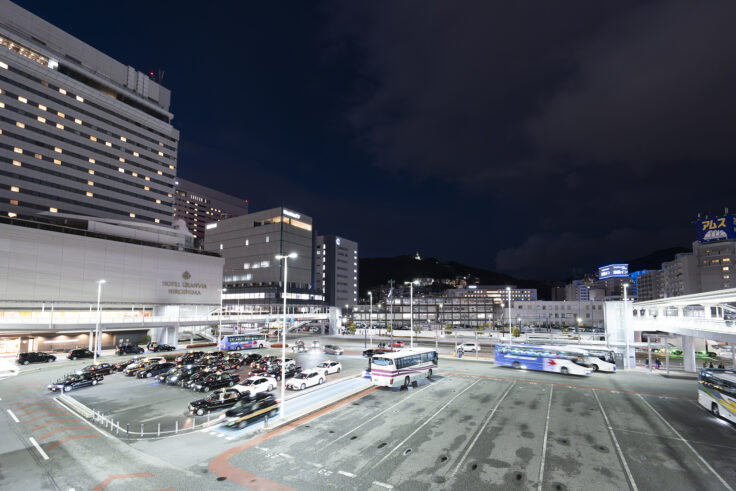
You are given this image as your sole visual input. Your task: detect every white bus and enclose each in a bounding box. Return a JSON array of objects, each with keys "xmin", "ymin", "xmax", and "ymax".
[
  {"xmin": 574, "ymin": 345, "xmax": 617, "ymax": 372},
  {"xmin": 370, "ymin": 348, "xmax": 438, "ymax": 389},
  {"xmin": 495, "ymin": 344, "xmax": 593, "ymax": 376},
  {"xmin": 698, "ymin": 369, "xmax": 736, "ymax": 424}
]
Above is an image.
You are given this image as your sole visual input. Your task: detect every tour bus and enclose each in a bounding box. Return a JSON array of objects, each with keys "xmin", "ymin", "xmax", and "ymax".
[
  {"xmin": 698, "ymin": 369, "xmax": 736, "ymax": 423},
  {"xmin": 370, "ymin": 348, "xmax": 438, "ymax": 389},
  {"xmin": 218, "ymin": 333, "xmax": 269, "ymax": 351},
  {"xmin": 494, "ymin": 344, "xmax": 593, "ymax": 376},
  {"xmin": 573, "ymin": 345, "xmax": 617, "ymax": 372}
]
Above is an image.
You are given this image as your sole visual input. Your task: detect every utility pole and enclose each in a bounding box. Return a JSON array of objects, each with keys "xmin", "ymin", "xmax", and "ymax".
[{"xmin": 388, "ymin": 280, "xmax": 394, "ymax": 346}]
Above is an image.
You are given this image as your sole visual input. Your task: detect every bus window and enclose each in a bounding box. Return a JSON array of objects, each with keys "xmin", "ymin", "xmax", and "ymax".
[{"xmin": 373, "ymin": 358, "xmax": 393, "ymax": 366}]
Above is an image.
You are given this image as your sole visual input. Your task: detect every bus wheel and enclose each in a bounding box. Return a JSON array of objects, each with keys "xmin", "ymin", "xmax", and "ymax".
[
  {"xmin": 404, "ymin": 376, "xmax": 410, "ymax": 389},
  {"xmin": 259, "ymin": 344, "xmax": 263, "ymax": 349},
  {"xmin": 561, "ymin": 367, "xmax": 569, "ymax": 375},
  {"xmin": 238, "ymin": 419, "xmax": 247, "ymax": 429},
  {"xmin": 591, "ymin": 364, "xmax": 599, "ymax": 372},
  {"xmin": 513, "ymin": 362, "xmax": 521, "ymax": 369},
  {"xmin": 412, "ymin": 380, "xmax": 418, "ymax": 388},
  {"xmin": 428, "ymin": 369, "xmax": 433, "ymax": 379},
  {"xmin": 712, "ymin": 403, "xmax": 720, "ymax": 418}
]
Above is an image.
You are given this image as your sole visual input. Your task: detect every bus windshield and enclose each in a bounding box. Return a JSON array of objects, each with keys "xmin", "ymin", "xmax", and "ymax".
[{"xmin": 372, "ymin": 358, "xmax": 393, "ymax": 366}]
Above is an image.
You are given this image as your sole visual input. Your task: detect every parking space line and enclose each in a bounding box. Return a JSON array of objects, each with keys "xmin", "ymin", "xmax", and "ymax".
[
  {"xmin": 373, "ymin": 481, "xmax": 394, "ymax": 489},
  {"xmin": 29, "ymin": 437, "xmax": 49, "ymax": 460},
  {"xmin": 7, "ymin": 409, "xmax": 20, "ymax": 423},
  {"xmin": 326, "ymin": 377, "xmax": 446, "ymax": 447},
  {"xmin": 308, "ymin": 462, "xmax": 322, "ymax": 468},
  {"xmin": 373, "ymin": 379, "xmax": 480, "ymax": 469},
  {"xmin": 279, "ymin": 453, "xmax": 293, "ymax": 459},
  {"xmin": 338, "ymin": 470, "xmax": 356, "ymax": 478},
  {"xmin": 537, "ymin": 386, "xmax": 554, "ymax": 491},
  {"xmin": 593, "ymin": 390, "xmax": 637, "ymax": 491},
  {"xmin": 638, "ymin": 394, "xmax": 733, "ymax": 491},
  {"xmin": 450, "ymin": 381, "xmax": 515, "ymax": 478}
]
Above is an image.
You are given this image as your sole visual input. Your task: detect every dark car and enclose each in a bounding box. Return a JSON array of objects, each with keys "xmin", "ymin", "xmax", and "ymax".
[
  {"xmin": 183, "ymin": 370, "xmax": 213, "ymax": 389},
  {"xmin": 225, "ymin": 393, "xmax": 279, "ymax": 429},
  {"xmin": 17, "ymin": 352, "xmax": 56, "ymax": 365},
  {"xmin": 188, "ymin": 388, "xmax": 246, "ymax": 416},
  {"xmin": 123, "ymin": 360, "xmax": 162, "ymax": 376},
  {"xmin": 157, "ymin": 366, "xmax": 180, "ymax": 383},
  {"xmin": 114, "ymin": 356, "xmax": 145, "ymax": 372},
  {"xmin": 192, "ymin": 372, "xmax": 240, "ymax": 392},
  {"xmin": 48, "ymin": 372, "xmax": 103, "ymax": 392},
  {"xmin": 67, "ymin": 348, "xmax": 94, "ymax": 360},
  {"xmin": 252, "ymin": 355, "xmax": 279, "ymax": 371},
  {"xmin": 244, "ymin": 353, "xmax": 263, "ymax": 366},
  {"xmin": 176, "ymin": 351, "xmax": 205, "ymax": 366},
  {"xmin": 151, "ymin": 344, "xmax": 176, "ymax": 352},
  {"xmin": 80, "ymin": 363, "xmax": 114, "ymax": 375},
  {"xmin": 164, "ymin": 365, "xmax": 204, "ymax": 385},
  {"xmin": 116, "ymin": 344, "xmax": 144, "ymax": 356},
  {"xmin": 137, "ymin": 362, "xmax": 176, "ymax": 378},
  {"xmin": 266, "ymin": 364, "xmax": 301, "ymax": 381}
]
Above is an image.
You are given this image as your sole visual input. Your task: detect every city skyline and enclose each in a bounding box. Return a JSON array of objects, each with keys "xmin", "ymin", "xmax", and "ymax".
[{"xmin": 14, "ymin": 1, "xmax": 736, "ymax": 280}]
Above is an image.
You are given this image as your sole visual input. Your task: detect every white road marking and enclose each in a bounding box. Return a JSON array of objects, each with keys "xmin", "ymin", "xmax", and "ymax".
[
  {"xmin": 373, "ymin": 481, "xmax": 394, "ymax": 489},
  {"xmin": 373, "ymin": 379, "xmax": 480, "ymax": 468},
  {"xmin": 279, "ymin": 453, "xmax": 293, "ymax": 459},
  {"xmin": 255, "ymin": 446, "xmax": 268, "ymax": 451},
  {"xmin": 226, "ymin": 437, "xmax": 234, "ymax": 441},
  {"xmin": 638, "ymin": 394, "xmax": 733, "ymax": 491},
  {"xmin": 216, "ymin": 433, "xmax": 224, "ymax": 438},
  {"xmin": 29, "ymin": 437, "xmax": 49, "ymax": 460},
  {"xmin": 450, "ymin": 381, "xmax": 515, "ymax": 477},
  {"xmin": 537, "ymin": 386, "xmax": 554, "ymax": 491},
  {"xmin": 308, "ymin": 462, "xmax": 323, "ymax": 468},
  {"xmin": 327, "ymin": 377, "xmax": 447, "ymax": 447},
  {"xmin": 338, "ymin": 470, "xmax": 356, "ymax": 478},
  {"xmin": 593, "ymin": 390, "xmax": 637, "ymax": 491},
  {"xmin": 7, "ymin": 409, "xmax": 20, "ymax": 423}
]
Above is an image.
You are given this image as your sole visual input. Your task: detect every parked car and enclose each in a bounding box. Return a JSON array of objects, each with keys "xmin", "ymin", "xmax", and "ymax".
[
  {"xmin": 323, "ymin": 345, "xmax": 344, "ymax": 355},
  {"xmin": 317, "ymin": 361, "xmax": 342, "ymax": 375},
  {"xmin": 292, "ymin": 343, "xmax": 307, "ymax": 353},
  {"xmin": 183, "ymin": 371, "xmax": 209, "ymax": 389},
  {"xmin": 48, "ymin": 372, "xmax": 103, "ymax": 392},
  {"xmin": 122, "ymin": 357, "xmax": 165, "ymax": 376},
  {"xmin": 16, "ymin": 352, "xmax": 56, "ymax": 365},
  {"xmin": 163, "ymin": 365, "xmax": 204, "ymax": 385},
  {"xmin": 188, "ymin": 388, "xmax": 246, "ymax": 416},
  {"xmin": 151, "ymin": 344, "xmax": 176, "ymax": 352},
  {"xmin": 116, "ymin": 344, "xmax": 144, "ymax": 356},
  {"xmin": 225, "ymin": 393, "xmax": 279, "ymax": 429},
  {"xmin": 80, "ymin": 363, "xmax": 114, "ymax": 375},
  {"xmin": 285, "ymin": 369, "xmax": 324, "ymax": 390},
  {"xmin": 389, "ymin": 341, "xmax": 405, "ymax": 348},
  {"xmin": 114, "ymin": 357, "xmax": 145, "ymax": 372},
  {"xmin": 234, "ymin": 375, "xmax": 278, "ymax": 396},
  {"xmin": 67, "ymin": 348, "xmax": 94, "ymax": 360},
  {"xmin": 459, "ymin": 343, "xmax": 480, "ymax": 353},
  {"xmin": 137, "ymin": 362, "xmax": 176, "ymax": 378},
  {"xmin": 243, "ymin": 353, "xmax": 263, "ymax": 365},
  {"xmin": 193, "ymin": 372, "xmax": 241, "ymax": 392},
  {"xmin": 176, "ymin": 351, "xmax": 205, "ymax": 365},
  {"xmin": 266, "ymin": 364, "xmax": 301, "ymax": 381}
]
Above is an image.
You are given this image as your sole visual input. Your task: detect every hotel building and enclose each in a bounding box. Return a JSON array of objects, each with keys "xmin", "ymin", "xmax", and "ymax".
[
  {"xmin": 173, "ymin": 177, "xmax": 249, "ymax": 240},
  {"xmin": 315, "ymin": 235, "xmax": 359, "ymax": 308}
]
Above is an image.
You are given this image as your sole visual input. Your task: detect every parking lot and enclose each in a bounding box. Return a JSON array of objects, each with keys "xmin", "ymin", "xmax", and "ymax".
[{"xmin": 67, "ymin": 346, "xmax": 368, "ymax": 436}]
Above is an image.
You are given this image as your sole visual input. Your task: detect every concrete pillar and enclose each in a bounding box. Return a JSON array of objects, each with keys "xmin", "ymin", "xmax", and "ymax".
[{"xmin": 682, "ymin": 335, "xmax": 697, "ymax": 373}]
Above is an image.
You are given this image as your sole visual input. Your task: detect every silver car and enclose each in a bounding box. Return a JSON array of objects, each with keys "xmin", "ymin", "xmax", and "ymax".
[{"xmin": 323, "ymin": 345, "xmax": 344, "ymax": 355}]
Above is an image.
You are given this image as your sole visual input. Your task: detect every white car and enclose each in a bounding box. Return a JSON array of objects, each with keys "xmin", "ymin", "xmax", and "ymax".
[
  {"xmin": 459, "ymin": 343, "xmax": 480, "ymax": 352},
  {"xmin": 234, "ymin": 375, "xmax": 277, "ymax": 396},
  {"xmin": 317, "ymin": 361, "xmax": 342, "ymax": 376},
  {"xmin": 285, "ymin": 369, "xmax": 324, "ymax": 391}
]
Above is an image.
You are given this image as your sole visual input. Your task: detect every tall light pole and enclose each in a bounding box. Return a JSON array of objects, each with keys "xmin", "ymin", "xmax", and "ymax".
[
  {"xmin": 368, "ymin": 291, "xmax": 373, "ymax": 348},
  {"xmin": 622, "ymin": 282, "xmax": 630, "ymax": 366},
  {"xmin": 93, "ymin": 279, "xmax": 105, "ymax": 363},
  {"xmin": 219, "ymin": 288, "xmax": 226, "ymax": 348},
  {"xmin": 506, "ymin": 286, "xmax": 512, "ymax": 344},
  {"xmin": 405, "ymin": 280, "xmax": 418, "ymax": 348},
  {"xmin": 276, "ymin": 252, "xmax": 297, "ymax": 417}
]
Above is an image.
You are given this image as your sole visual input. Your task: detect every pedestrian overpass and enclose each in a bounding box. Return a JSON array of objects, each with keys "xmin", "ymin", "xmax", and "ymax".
[{"xmin": 606, "ymin": 288, "xmax": 736, "ymax": 372}]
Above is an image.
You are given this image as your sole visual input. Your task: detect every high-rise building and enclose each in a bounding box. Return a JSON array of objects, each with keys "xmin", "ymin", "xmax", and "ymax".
[
  {"xmin": 173, "ymin": 178, "xmax": 248, "ymax": 240},
  {"xmin": 0, "ymin": 1, "xmax": 178, "ymax": 225},
  {"xmin": 315, "ymin": 235, "xmax": 358, "ymax": 307},
  {"xmin": 662, "ymin": 253, "xmax": 699, "ymax": 297},
  {"xmin": 203, "ymin": 207, "xmax": 322, "ymax": 311},
  {"xmin": 637, "ymin": 269, "xmax": 664, "ymax": 301}
]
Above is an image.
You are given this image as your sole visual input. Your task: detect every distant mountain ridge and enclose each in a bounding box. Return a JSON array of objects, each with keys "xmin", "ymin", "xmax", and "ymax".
[{"xmin": 625, "ymin": 247, "xmax": 690, "ymax": 272}]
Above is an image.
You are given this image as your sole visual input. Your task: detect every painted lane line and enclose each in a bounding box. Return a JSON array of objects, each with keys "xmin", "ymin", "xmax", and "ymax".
[
  {"xmin": 450, "ymin": 381, "xmax": 516, "ymax": 478},
  {"xmin": 308, "ymin": 462, "xmax": 323, "ymax": 468},
  {"xmin": 255, "ymin": 446, "xmax": 268, "ymax": 451},
  {"xmin": 29, "ymin": 437, "xmax": 49, "ymax": 460},
  {"xmin": 226, "ymin": 437, "xmax": 234, "ymax": 441},
  {"xmin": 327, "ymin": 377, "xmax": 447, "ymax": 447},
  {"xmin": 373, "ymin": 481, "xmax": 394, "ymax": 489},
  {"xmin": 338, "ymin": 470, "xmax": 356, "ymax": 478},
  {"xmin": 373, "ymin": 379, "xmax": 480, "ymax": 469},
  {"xmin": 637, "ymin": 394, "xmax": 733, "ymax": 491},
  {"xmin": 537, "ymin": 386, "xmax": 554, "ymax": 491},
  {"xmin": 7, "ymin": 409, "xmax": 20, "ymax": 423},
  {"xmin": 593, "ymin": 390, "xmax": 638, "ymax": 491},
  {"xmin": 279, "ymin": 453, "xmax": 293, "ymax": 459},
  {"xmin": 52, "ymin": 398, "xmax": 112, "ymax": 439}
]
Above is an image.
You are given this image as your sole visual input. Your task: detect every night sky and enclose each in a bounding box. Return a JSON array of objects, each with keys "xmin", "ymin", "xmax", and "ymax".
[{"xmin": 17, "ymin": 1, "xmax": 736, "ymax": 279}]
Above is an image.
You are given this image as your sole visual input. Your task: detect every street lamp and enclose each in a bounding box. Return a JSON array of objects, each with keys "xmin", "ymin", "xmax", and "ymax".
[
  {"xmin": 404, "ymin": 280, "xmax": 419, "ymax": 348},
  {"xmin": 368, "ymin": 291, "xmax": 373, "ymax": 348},
  {"xmin": 219, "ymin": 288, "xmax": 227, "ymax": 348},
  {"xmin": 92, "ymin": 279, "xmax": 105, "ymax": 363},
  {"xmin": 276, "ymin": 252, "xmax": 297, "ymax": 417},
  {"xmin": 622, "ymin": 282, "xmax": 630, "ymax": 365},
  {"xmin": 506, "ymin": 287, "xmax": 512, "ymax": 344}
]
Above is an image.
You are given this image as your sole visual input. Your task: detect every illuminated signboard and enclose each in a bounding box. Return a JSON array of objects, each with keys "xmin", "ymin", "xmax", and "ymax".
[
  {"xmin": 599, "ymin": 264, "xmax": 629, "ymax": 279},
  {"xmin": 698, "ymin": 214, "xmax": 736, "ymax": 242},
  {"xmin": 283, "ymin": 209, "xmax": 301, "ymax": 219}
]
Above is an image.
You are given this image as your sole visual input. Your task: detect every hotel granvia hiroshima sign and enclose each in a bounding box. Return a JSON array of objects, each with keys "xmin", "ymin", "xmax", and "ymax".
[{"xmin": 161, "ymin": 271, "xmax": 208, "ymax": 295}]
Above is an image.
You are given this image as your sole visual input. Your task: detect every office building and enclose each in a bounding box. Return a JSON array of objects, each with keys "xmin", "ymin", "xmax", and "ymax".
[
  {"xmin": 203, "ymin": 207, "xmax": 322, "ymax": 312},
  {"xmin": 661, "ymin": 253, "xmax": 700, "ymax": 297},
  {"xmin": 502, "ymin": 300, "xmax": 605, "ymax": 329},
  {"xmin": 315, "ymin": 235, "xmax": 358, "ymax": 307},
  {"xmin": 636, "ymin": 269, "xmax": 664, "ymax": 301},
  {"xmin": 693, "ymin": 218, "xmax": 736, "ymax": 292},
  {"xmin": 173, "ymin": 178, "xmax": 248, "ymax": 240},
  {"xmin": 0, "ymin": 1, "xmax": 178, "ymax": 225}
]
